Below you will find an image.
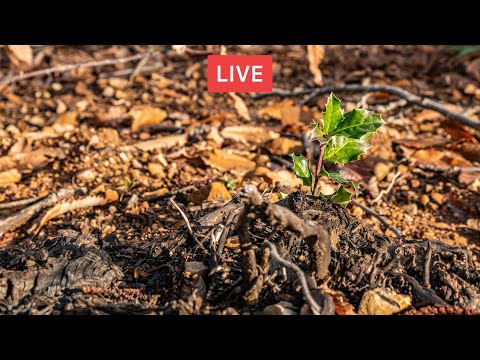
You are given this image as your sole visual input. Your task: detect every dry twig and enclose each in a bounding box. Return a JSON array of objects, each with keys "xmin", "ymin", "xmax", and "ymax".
[
  {"xmin": 253, "ymin": 84, "xmax": 480, "ymax": 130},
  {"xmin": 263, "ymin": 240, "xmax": 321, "ymax": 315},
  {"xmin": 0, "ymin": 51, "xmax": 158, "ymax": 88},
  {"xmin": 351, "ymin": 199, "xmax": 403, "ymax": 237}
]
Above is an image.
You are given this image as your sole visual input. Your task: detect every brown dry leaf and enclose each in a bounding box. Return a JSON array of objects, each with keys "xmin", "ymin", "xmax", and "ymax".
[
  {"xmin": 132, "ymin": 134, "xmax": 187, "ymax": 151},
  {"xmin": 52, "ymin": 112, "xmax": 78, "ymax": 134},
  {"xmin": 228, "ymin": 92, "xmax": 251, "ymax": 121},
  {"xmin": 254, "ymin": 167, "xmax": 302, "ymax": 188},
  {"xmin": 443, "ymin": 120, "xmax": 479, "ymax": 143},
  {"xmin": 281, "ymin": 106, "xmax": 302, "ymax": 126},
  {"xmin": 458, "ymin": 170, "xmax": 480, "ymax": 185},
  {"xmin": 265, "ymin": 137, "xmax": 303, "ymax": 156},
  {"xmin": 220, "ymin": 125, "xmax": 279, "ymax": 144},
  {"xmin": 6, "ymin": 45, "xmax": 33, "ymax": 67},
  {"xmin": 257, "ymin": 100, "xmax": 296, "ymax": 120},
  {"xmin": 207, "ymin": 182, "xmax": 232, "ymax": 201},
  {"xmin": 307, "ymin": 45, "xmax": 325, "ymax": 86},
  {"xmin": 395, "ymin": 137, "xmax": 451, "ymax": 149},
  {"xmin": 129, "ymin": 105, "xmax": 168, "ymax": 132},
  {"xmin": 0, "ymin": 169, "xmax": 21, "ymax": 187},
  {"xmin": 413, "ymin": 105, "xmax": 463, "ymax": 122},
  {"xmin": 449, "ymin": 143, "xmax": 480, "ymax": 163},
  {"xmin": 407, "ymin": 148, "xmax": 473, "ymax": 168},
  {"xmin": 203, "ymin": 149, "xmax": 256, "ymax": 174}
]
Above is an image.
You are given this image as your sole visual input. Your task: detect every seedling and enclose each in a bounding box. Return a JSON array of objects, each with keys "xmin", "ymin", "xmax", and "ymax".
[
  {"xmin": 222, "ymin": 175, "xmax": 236, "ymax": 191},
  {"xmin": 289, "ymin": 93, "xmax": 384, "ymax": 206},
  {"xmin": 124, "ymin": 179, "xmax": 137, "ymax": 191}
]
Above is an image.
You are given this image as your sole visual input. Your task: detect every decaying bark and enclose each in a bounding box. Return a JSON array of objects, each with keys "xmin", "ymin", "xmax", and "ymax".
[{"xmin": 0, "ymin": 187, "xmax": 478, "ymax": 315}]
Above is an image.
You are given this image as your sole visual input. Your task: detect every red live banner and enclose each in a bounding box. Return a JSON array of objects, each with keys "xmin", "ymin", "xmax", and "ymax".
[{"xmin": 208, "ymin": 55, "xmax": 273, "ymax": 92}]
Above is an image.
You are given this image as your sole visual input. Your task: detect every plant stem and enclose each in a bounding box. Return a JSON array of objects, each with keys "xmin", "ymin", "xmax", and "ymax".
[{"xmin": 312, "ymin": 143, "xmax": 326, "ymax": 196}]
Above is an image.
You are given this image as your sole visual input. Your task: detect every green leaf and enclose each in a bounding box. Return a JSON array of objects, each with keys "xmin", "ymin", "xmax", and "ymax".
[
  {"xmin": 321, "ymin": 93, "xmax": 343, "ymax": 135},
  {"xmin": 446, "ymin": 45, "xmax": 480, "ymax": 58},
  {"xmin": 323, "ymin": 135, "xmax": 371, "ymax": 165},
  {"xmin": 278, "ymin": 191, "xmax": 288, "ymax": 200},
  {"xmin": 327, "ymin": 185, "xmax": 352, "ymax": 207},
  {"xmin": 288, "ymin": 153, "xmax": 312, "ymax": 186},
  {"xmin": 319, "ymin": 166, "xmax": 361, "ymax": 197},
  {"xmin": 330, "ymin": 109, "xmax": 384, "ymax": 139}
]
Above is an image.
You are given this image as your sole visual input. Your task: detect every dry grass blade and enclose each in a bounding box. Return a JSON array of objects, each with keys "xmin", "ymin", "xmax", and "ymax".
[{"xmin": 307, "ymin": 45, "xmax": 325, "ymax": 86}]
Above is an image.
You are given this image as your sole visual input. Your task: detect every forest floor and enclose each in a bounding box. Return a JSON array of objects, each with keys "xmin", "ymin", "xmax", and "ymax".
[{"xmin": 0, "ymin": 45, "xmax": 479, "ymax": 315}]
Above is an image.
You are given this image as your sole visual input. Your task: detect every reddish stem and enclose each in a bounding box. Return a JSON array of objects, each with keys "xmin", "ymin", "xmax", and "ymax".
[{"xmin": 312, "ymin": 143, "xmax": 326, "ymax": 196}]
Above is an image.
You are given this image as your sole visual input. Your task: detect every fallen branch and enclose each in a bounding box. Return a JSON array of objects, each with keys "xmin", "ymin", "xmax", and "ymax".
[
  {"xmin": 0, "ymin": 194, "xmax": 46, "ymax": 210},
  {"xmin": 350, "ymin": 199, "xmax": 403, "ymax": 237},
  {"xmin": 0, "ymin": 51, "xmax": 158, "ymax": 88},
  {"xmin": 0, "ymin": 187, "xmax": 85, "ymax": 239},
  {"xmin": 263, "ymin": 240, "xmax": 321, "ymax": 315},
  {"xmin": 253, "ymin": 84, "xmax": 480, "ymax": 130}
]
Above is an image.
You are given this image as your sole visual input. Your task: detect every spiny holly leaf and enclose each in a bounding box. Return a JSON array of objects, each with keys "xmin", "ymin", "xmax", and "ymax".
[
  {"xmin": 321, "ymin": 93, "xmax": 343, "ymax": 135},
  {"xmin": 327, "ymin": 185, "xmax": 352, "ymax": 207},
  {"xmin": 323, "ymin": 135, "xmax": 371, "ymax": 165},
  {"xmin": 288, "ymin": 153, "xmax": 312, "ymax": 186},
  {"xmin": 330, "ymin": 109, "xmax": 384, "ymax": 139},
  {"xmin": 319, "ymin": 166, "xmax": 362, "ymax": 197}
]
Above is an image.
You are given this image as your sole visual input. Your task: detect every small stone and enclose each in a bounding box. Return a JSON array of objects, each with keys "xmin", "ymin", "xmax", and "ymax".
[
  {"xmin": 374, "ymin": 162, "xmax": 392, "ymax": 181},
  {"xmin": 148, "ymin": 163, "xmax": 165, "ymax": 178},
  {"xmin": 119, "ymin": 152, "xmax": 129, "ymax": 163},
  {"xmin": 352, "ymin": 205, "xmax": 364, "ymax": 217},
  {"xmin": 132, "ymin": 159, "xmax": 143, "ymax": 169},
  {"xmin": 257, "ymin": 302, "xmax": 297, "ymax": 315},
  {"xmin": 103, "ymin": 86, "xmax": 115, "ymax": 97},
  {"xmin": 56, "ymin": 99, "xmax": 67, "ymax": 114},
  {"xmin": 108, "ymin": 77, "xmax": 129, "ymax": 90},
  {"xmin": 76, "ymin": 169, "xmax": 97, "ymax": 182},
  {"xmin": 52, "ymin": 112, "xmax": 78, "ymax": 134},
  {"xmin": 411, "ymin": 179, "xmax": 421, "ymax": 188},
  {"xmin": 420, "ymin": 194, "xmax": 430, "ymax": 206},
  {"xmin": 425, "ymin": 184, "xmax": 433, "ymax": 192},
  {"xmin": 430, "ymin": 203, "xmax": 439, "ymax": 211},
  {"xmin": 465, "ymin": 83, "xmax": 478, "ymax": 94},
  {"xmin": 431, "ymin": 192, "xmax": 445, "ymax": 205},
  {"xmin": 397, "ymin": 164, "xmax": 409, "ymax": 175},
  {"xmin": 89, "ymin": 135, "xmax": 100, "ymax": 146},
  {"xmin": 184, "ymin": 261, "xmax": 208, "ymax": 278},
  {"xmin": 406, "ymin": 203, "xmax": 418, "ymax": 216},
  {"xmin": 28, "ymin": 115, "xmax": 45, "ymax": 126},
  {"xmin": 115, "ymin": 90, "xmax": 127, "ymax": 99},
  {"xmin": 51, "ymin": 83, "xmax": 62, "ymax": 91},
  {"xmin": 358, "ymin": 288, "xmax": 412, "ymax": 315}
]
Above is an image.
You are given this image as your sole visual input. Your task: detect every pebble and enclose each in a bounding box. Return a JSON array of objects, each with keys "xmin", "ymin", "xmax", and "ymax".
[
  {"xmin": 148, "ymin": 163, "xmax": 165, "ymax": 177},
  {"xmin": 132, "ymin": 159, "xmax": 143, "ymax": 169},
  {"xmin": 358, "ymin": 288, "xmax": 412, "ymax": 315},
  {"xmin": 119, "ymin": 152, "xmax": 129, "ymax": 163},
  {"xmin": 411, "ymin": 179, "xmax": 421, "ymax": 188},
  {"xmin": 406, "ymin": 203, "xmax": 418, "ymax": 216},
  {"xmin": 374, "ymin": 162, "xmax": 392, "ymax": 181},
  {"xmin": 76, "ymin": 169, "xmax": 97, "ymax": 182},
  {"xmin": 397, "ymin": 164, "xmax": 409, "ymax": 174},
  {"xmin": 103, "ymin": 86, "xmax": 115, "ymax": 97},
  {"xmin": 431, "ymin": 192, "xmax": 445, "ymax": 205},
  {"xmin": 420, "ymin": 194, "xmax": 430, "ymax": 206},
  {"xmin": 425, "ymin": 184, "xmax": 433, "ymax": 192}
]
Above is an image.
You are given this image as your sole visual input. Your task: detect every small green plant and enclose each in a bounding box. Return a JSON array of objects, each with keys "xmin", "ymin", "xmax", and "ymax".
[
  {"xmin": 124, "ymin": 179, "xmax": 137, "ymax": 191},
  {"xmin": 288, "ymin": 93, "xmax": 384, "ymax": 206},
  {"xmin": 222, "ymin": 175, "xmax": 236, "ymax": 191}
]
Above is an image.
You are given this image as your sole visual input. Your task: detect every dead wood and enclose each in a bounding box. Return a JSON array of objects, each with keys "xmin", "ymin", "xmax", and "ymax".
[{"xmin": 253, "ymin": 84, "xmax": 480, "ymax": 130}]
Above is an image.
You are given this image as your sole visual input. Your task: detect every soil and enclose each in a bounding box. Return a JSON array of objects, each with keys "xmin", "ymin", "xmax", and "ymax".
[{"xmin": 0, "ymin": 45, "xmax": 479, "ymax": 314}]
